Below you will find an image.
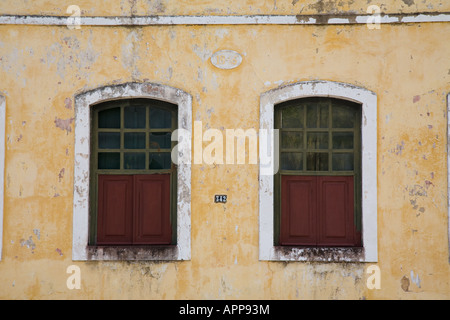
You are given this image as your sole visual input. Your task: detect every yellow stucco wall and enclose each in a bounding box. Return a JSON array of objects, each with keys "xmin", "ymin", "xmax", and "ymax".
[{"xmin": 0, "ymin": 0, "xmax": 449, "ymax": 299}]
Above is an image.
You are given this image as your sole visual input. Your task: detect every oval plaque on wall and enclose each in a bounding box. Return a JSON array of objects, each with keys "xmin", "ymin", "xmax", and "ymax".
[{"xmin": 211, "ymin": 50, "xmax": 243, "ymax": 70}]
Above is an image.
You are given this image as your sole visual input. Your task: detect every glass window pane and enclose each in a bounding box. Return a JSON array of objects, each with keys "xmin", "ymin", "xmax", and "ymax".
[
  {"xmin": 280, "ymin": 152, "xmax": 303, "ymax": 171},
  {"xmin": 281, "ymin": 132, "xmax": 303, "ymax": 149},
  {"xmin": 124, "ymin": 132, "xmax": 146, "ymax": 149},
  {"xmin": 332, "ymin": 103, "xmax": 356, "ymax": 128},
  {"xmin": 98, "ymin": 153, "xmax": 120, "ymax": 169},
  {"xmin": 124, "ymin": 153, "xmax": 145, "ymax": 170},
  {"xmin": 150, "ymin": 132, "xmax": 172, "ymax": 149},
  {"xmin": 332, "ymin": 153, "xmax": 354, "ymax": 171},
  {"xmin": 307, "ymin": 132, "xmax": 328, "ymax": 149},
  {"xmin": 307, "ymin": 101, "xmax": 329, "ymax": 128},
  {"xmin": 98, "ymin": 132, "xmax": 120, "ymax": 149},
  {"xmin": 98, "ymin": 107, "xmax": 120, "ymax": 128},
  {"xmin": 281, "ymin": 104, "xmax": 304, "ymax": 128},
  {"xmin": 306, "ymin": 153, "xmax": 328, "ymax": 171},
  {"xmin": 124, "ymin": 106, "xmax": 146, "ymax": 128},
  {"xmin": 150, "ymin": 107, "xmax": 172, "ymax": 129},
  {"xmin": 332, "ymin": 132, "xmax": 354, "ymax": 149},
  {"xmin": 149, "ymin": 152, "xmax": 172, "ymax": 170}
]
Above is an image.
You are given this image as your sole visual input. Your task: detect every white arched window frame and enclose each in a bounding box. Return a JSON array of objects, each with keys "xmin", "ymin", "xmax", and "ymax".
[
  {"xmin": 0, "ymin": 95, "xmax": 5, "ymax": 261},
  {"xmin": 72, "ymin": 82, "xmax": 192, "ymax": 261},
  {"xmin": 259, "ymin": 80, "xmax": 378, "ymax": 262},
  {"xmin": 448, "ymin": 93, "xmax": 450, "ymax": 263}
]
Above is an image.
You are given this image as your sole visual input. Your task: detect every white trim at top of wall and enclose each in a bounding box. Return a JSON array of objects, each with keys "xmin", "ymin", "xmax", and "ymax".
[
  {"xmin": 0, "ymin": 13, "xmax": 448, "ymax": 26},
  {"xmin": 259, "ymin": 80, "xmax": 377, "ymax": 262},
  {"xmin": 0, "ymin": 95, "xmax": 5, "ymax": 261}
]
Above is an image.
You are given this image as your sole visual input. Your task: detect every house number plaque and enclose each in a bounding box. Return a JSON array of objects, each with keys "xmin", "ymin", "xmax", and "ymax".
[
  {"xmin": 215, "ymin": 195, "xmax": 227, "ymax": 203},
  {"xmin": 211, "ymin": 50, "xmax": 242, "ymax": 70}
]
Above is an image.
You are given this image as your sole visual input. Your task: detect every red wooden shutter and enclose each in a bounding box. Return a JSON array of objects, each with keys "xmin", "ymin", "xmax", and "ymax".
[
  {"xmin": 317, "ymin": 176, "xmax": 355, "ymax": 246},
  {"xmin": 97, "ymin": 175, "xmax": 133, "ymax": 245},
  {"xmin": 280, "ymin": 176, "xmax": 317, "ymax": 246},
  {"xmin": 133, "ymin": 174, "xmax": 172, "ymax": 245}
]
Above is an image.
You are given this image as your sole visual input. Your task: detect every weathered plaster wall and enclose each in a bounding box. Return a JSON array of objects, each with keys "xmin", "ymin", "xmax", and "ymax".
[{"xmin": 0, "ymin": 0, "xmax": 449, "ymax": 300}]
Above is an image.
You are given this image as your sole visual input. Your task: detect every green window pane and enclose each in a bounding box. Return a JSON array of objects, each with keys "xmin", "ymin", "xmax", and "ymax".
[
  {"xmin": 306, "ymin": 153, "xmax": 328, "ymax": 171},
  {"xmin": 124, "ymin": 153, "xmax": 145, "ymax": 169},
  {"xmin": 332, "ymin": 153, "xmax": 354, "ymax": 171},
  {"xmin": 281, "ymin": 104, "xmax": 304, "ymax": 128},
  {"xmin": 124, "ymin": 106, "xmax": 146, "ymax": 129},
  {"xmin": 307, "ymin": 101, "xmax": 329, "ymax": 128},
  {"xmin": 281, "ymin": 132, "xmax": 303, "ymax": 149},
  {"xmin": 98, "ymin": 153, "xmax": 120, "ymax": 169},
  {"xmin": 98, "ymin": 132, "xmax": 120, "ymax": 149},
  {"xmin": 332, "ymin": 132, "xmax": 354, "ymax": 149},
  {"xmin": 307, "ymin": 132, "xmax": 328, "ymax": 149},
  {"xmin": 124, "ymin": 132, "xmax": 146, "ymax": 149},
  {"xmin": 98, "ymin": 107, "xmax": 120, "ymax": 128},
  {"xmin": 150, "ymin": 107, "xmax": 172, "ymax": 129},
  {"xmin": 150, "ymin": 132, "xmax": 172, "ymax": 149},
  {"xmin": 149, "ymin": 152, "xmax": 172, "ymax": 170},
  {"xmin": 280, "ymin": 152, "xmax": 303, "ymax": 171},
  {"xmin": 332, "ymin": 103, "xmax": 356, "ymax": 128}
]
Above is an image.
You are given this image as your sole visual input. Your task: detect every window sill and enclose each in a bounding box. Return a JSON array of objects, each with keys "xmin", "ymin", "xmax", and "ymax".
[
  {"xmin": 86, "ymin": 245, "xmax": 180, "ymax": 261},
  {"xmin": 264, "ymin": 246, "xmax": 365, "ymax": 262}
]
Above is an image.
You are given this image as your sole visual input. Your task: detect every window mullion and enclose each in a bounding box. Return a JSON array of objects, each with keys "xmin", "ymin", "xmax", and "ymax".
[
  {"xmin": 303, "ymin": 104, "xmax": 307, "ymax": 172},
  {"xmin": 120, "ymin": 105, "xmax": 124, "ymax": 170},
  {"xmin": 329, "ymin": 99, "xmax": 333, "ymax": 173},
  {"xmin": 145, "ymin": 105, "xmax": 150, "ymax": 170}
]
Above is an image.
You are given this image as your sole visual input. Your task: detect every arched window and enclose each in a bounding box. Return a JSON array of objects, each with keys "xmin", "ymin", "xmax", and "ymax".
[
  {"xmin": 72, "ymin": 82, "xmax": 192, "ymax": 261},
  {"xmin": 274, "ymin": 97, "xmax": 362, "ymax": 247},
  {"xmin": 90, "ymin": 99, "xmax": 178, "ymax": 246},
  {"xmin": 259, "ymin": 81, "xmax": 377, "ymax": 262}
]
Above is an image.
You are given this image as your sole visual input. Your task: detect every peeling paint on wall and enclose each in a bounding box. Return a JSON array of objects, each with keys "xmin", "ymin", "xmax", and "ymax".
[
  {"xmin": 64, "ymin": 98, "xmax": 72, "ymax": 109},
  {"xmin": 54, "ymin": 117, "xmax": 74, "ymax": 134},
  {"xmin": 20, "ymin": 236, "xmax": 36, "ymax": 253},
  {"xmin": 401, "ymin": 276, "xmax": 410, "ymax": 292},
  {"xmin": 402, "ymin": 0, "xmax": 415, "ymax": 7}
]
